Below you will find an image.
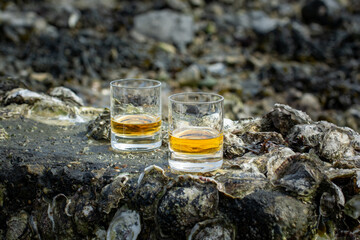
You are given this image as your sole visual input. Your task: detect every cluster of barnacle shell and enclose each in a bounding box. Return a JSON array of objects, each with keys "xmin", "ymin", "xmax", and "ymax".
[
  {"xmin": 88, "ymin": 104, "xmax": 360, "ymax": 239},
  {"xmin": 14, "ymin": 104, "xmax": 360, "ymax": 239}
]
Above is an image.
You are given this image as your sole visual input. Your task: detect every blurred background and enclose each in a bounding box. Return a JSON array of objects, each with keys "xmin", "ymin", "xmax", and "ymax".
[{"xmin": 0, "ymin": 0, "xmax": 359, "ymax": 131}]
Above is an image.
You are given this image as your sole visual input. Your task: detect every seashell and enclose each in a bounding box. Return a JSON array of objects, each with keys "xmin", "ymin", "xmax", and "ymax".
[
  {"xmin": 214, "ymin": 169, "xmax": 269, "ymax": 199},
  {"xmin": 49, "ymin": 86, "xmax": 84, "ymax": 106},
  {"xmin": 99, "ymin": 173, "xmax": 131, "ymax": 214},
  {"xmin": 266, "ymin": 146, "xmax": 296, "ymax": 180},
  {"xmin": 187, "ymin": 218, "xmax": 235, "ymax": 240},
  {"xmin": 106, "ymin": 206, "xmax": 141, "ymax": 240},
  {"xmin": 135, "ymin": 165, "xmax": 170, "ymax": 220},
  {"xmin": 344, "ymin": 195, "xmax": 360, "ymax": 219},
  {"xmin": 273, "ymin": 154, "xmax": 325, "ymax": 201},
  {"xmin": 264, "ymin": 103, "xmax": 313, "ymax": 135},
  {"xmin": 87, "ymin": 109, "xmax": 110, "ymax": 140},
  {"xmin": 6, "ymin": 210, "xmax": 29, "ymax": 240}
]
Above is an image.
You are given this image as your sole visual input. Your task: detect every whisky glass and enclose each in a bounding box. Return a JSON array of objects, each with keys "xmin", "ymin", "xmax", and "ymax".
[
  {"xmin": 168, "ymin": 92, "xmax": 224, "ymax": 172},
  {"xmin": 110, "ymin": 79, "xmax": 161, "ymax": 151}
]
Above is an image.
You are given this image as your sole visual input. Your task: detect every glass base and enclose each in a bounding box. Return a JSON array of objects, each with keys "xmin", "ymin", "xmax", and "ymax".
[
  {"xmin": 168, "ymin": 151, "xmax": 223, "ymax": 172},
  {"xmin": 111, "ymin": 132, "xmax": 161, "ymax": 152}
]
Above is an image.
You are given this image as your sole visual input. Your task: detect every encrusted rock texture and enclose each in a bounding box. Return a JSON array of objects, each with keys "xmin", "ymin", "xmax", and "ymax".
[
  {"xmin": 1, "ymin": 0, "xmax": 360, "ymax": 239},
  {"xmin": 1, "ymin": 85, "xmax": 360, "ymax": 240}
]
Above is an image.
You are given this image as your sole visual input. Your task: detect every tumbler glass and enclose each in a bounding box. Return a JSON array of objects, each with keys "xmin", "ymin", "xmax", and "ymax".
[
  {"xmin": 168, "ymin": 92, "xmax": 224, "ymax": 172},
  {"xmin": 110, "ymin": 79, "xmax": 161, "ymax": 151}
]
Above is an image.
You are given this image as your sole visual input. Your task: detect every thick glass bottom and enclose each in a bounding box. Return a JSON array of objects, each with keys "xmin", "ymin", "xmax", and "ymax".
[
  {"xmin": 168, "ymin": 151, "xmax": 223, "ymax": 172},
  {"xmin": 111, "ymin": 132, "xmax": 161, "ymax": 152}
]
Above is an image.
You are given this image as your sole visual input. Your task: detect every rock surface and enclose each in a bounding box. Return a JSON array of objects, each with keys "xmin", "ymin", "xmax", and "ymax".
[{"xmin": 1, "ymin": 87, "xmax": 360, "ymax": 239}]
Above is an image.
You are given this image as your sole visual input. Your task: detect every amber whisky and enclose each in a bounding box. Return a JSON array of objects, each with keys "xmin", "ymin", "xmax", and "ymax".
[
  {"xmin": 169, "ymin": 127, "xmax": 223, "ymax": 154},
  {"xmin": 111, "ymin": 114, "xmax": 161, "ymax": 136}
]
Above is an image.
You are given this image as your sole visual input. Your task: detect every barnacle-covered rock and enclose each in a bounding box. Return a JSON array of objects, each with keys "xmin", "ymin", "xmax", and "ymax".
[
  {"xmin": 226, "ymin": 145, "xmax": 295, "ymax": 176},
  {"xmin": 106, "ymin": 206, "xmax": 141, "ymax": 240},
  {"xmin": 288, "ymin": 121, "xmax": 359, "ymax": 162},
  {"xmin": 33, "ymin": 194, "xmax": 75, "ymax": 239},
  {"xmin": 69, "ymin": 187, "xmax": 99, "ymax": 237},
  {"xmin": 287, "ymin": 122, "xmax": 327, "ymax": 152},
  {"xmin": 6, "ymin": 210, "xmax": 30, "ymax": 240},
  {"xmin": 87, "ymin": 109, "xmax": 110, "ymax": 140},
  {"xmin": 135, "ymin": 165, "xmax": 170, "ymax": 220},
  {"xmin": 187, "ymin": 218, "xmax": 235, "ymax": 240},
  {"xmin": 157, "ymin": 175, "xmax": 219, "ymax": 238},
  {"xmin": 235, "ymin": 190, "xmax": 315, "ymax": 239}
]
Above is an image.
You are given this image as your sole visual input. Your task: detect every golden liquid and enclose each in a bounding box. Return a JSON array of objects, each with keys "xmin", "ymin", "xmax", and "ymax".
[
  {"xmin": 111, "ymin": 114, "xmax": 161, "ymax": 136},
  {"xmin": 169, "ymin": 127, "xmax": 223, "ymax": 154}
]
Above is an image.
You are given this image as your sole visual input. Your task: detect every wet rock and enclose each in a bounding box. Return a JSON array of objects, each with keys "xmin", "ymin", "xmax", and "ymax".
[
  {"xmin": 157, "ymin": 176, "xmax": 219, "ymax": 238},
  {"xmin": 49, "ymin": 87, "xmax": 84, "ymax": 106},
  {"xmin": 135, "ymin": 165, "xmax": 170, "ymax": 220},
  {"xmin": 70, "ymin": 187, "xmax": 99, "ymax": 236},
  {"xmin": 133, "ymin": 10, "xmax": 194, "ymax": 50},
  {"xmin": 236, "ymin": 190, "xmax": 315, "ymax": 239}
]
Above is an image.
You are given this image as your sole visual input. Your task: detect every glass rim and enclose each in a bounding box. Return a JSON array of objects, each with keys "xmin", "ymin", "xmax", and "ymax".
[
  {"xmin": 110, "ymin": 78, "xmax": 161, "ymax": 89},
  {"xmin": 169, "ymin": 92, "xmax": 224, "ymax": 104}
]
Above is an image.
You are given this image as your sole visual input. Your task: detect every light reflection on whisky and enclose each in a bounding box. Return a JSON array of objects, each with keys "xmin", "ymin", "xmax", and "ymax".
[
  {"xmin": 169, "ymin": 127, "xmax": 223, "ymax": 154},
  {"xmin": 111, "ymin": 114, "xmax": 161, "ymax": 136}
]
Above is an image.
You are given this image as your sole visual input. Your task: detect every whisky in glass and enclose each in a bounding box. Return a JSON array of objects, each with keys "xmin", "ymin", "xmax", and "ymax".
[
  {"xmin": 110, "ymin": 79, "xmax": 161, "ymax": 151},
  {"xmin": 168, "ymin": 92, "xmax": 224, "ymax": 172}
]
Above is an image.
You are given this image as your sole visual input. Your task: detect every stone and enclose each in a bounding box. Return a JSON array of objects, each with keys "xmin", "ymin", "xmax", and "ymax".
[
  {"xmin": 207, "ymin": 63, "xmax": 227, "ymax": 76},
  {"xmin": 236, "ymin": 11, "xmax": 282, "ymax": 35},
  {"xmin": 134, "ymin": 10, "xmax": 194, "ymax": 50},
  {"xmin": 176, "ymin": 64, "xmax": 202, "ymax": 86},
  {"xmin": 235, "ymin": 190, "xmax": 314, "ymax": 239}
]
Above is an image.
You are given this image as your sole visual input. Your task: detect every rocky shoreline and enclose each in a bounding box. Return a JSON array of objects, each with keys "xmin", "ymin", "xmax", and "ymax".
[
  {"xmin": 1, "ymin": 85, "xmax": 360, "ymax": 239},
  {"xmin": 1, "ymin": 0, "xmax": 360, "ymax": 238}
]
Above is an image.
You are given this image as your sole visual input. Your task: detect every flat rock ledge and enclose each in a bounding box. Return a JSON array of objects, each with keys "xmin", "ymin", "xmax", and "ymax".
[{"xmin": 1, "ymin": 88, "xmax": 360, "ymax": 239}]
